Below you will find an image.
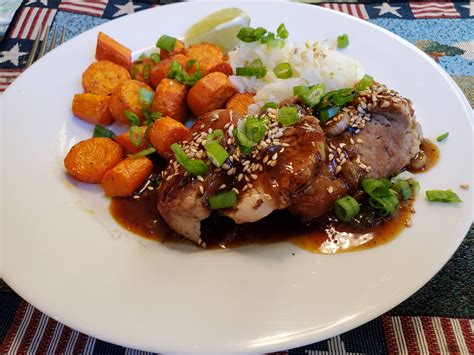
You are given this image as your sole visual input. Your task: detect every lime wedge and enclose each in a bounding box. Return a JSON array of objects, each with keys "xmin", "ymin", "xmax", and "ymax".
[{"xmin": 184, "ymin": 8, "xmax": 250, "ymax": 52}]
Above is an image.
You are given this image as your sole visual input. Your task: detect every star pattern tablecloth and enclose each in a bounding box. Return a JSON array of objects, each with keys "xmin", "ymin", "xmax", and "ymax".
[{"xmin": 1, "ymin": 1, "xmax": 473, "ymax": 353}]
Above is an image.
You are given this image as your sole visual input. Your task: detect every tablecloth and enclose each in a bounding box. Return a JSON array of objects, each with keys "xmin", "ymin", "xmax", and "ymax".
[{"xmin": 1, "ymin": 1, "xmax": 473, "ymax": 353}]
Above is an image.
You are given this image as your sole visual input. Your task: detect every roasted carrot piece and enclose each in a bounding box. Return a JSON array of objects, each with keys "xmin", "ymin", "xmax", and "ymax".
[
  {"xmin": 115, "ymin": 126, "xmax": 148, "ymax": 154},
  {"xmin": 160, "ymin": 39, "xmax": 186, "ymax": 60},
  {"xmin": 64, "ymin": 138, "xmax": 123, "ymax": 183},
  {"xmin": 151, "ymin": 79, "xmax": 188, "ymax": 122},
  {"xmin": 150, "ymin": 54, "xmax": 188, "ymax": 88},
  {"xmin": 186, "ymin": 43, "xmax": 231, "ymax": 76},
  {"xmin": 130, "ymin": 57, "xmax": 154, "ymax": 87},
  {"xmin": 101, "ymin": 157, "xmax": 153, "ymax": 197},
  {"xmin": 187, "ymin": 72, "xmax": 236, "ymax": 117},
  {"xmin": 109, "ymin": 79, "xmax": 154, "ymax": 124},
  {"xmin": 149, "ymin": 117, "xmax": 189, "ymax": 159},
  {"xmin": 82, "ymin": 60, "xmax": 131, "ymax": 96},
  {"xmin": 225, "ymin": 92, "xmax": 255, "ymax": 115},
  {"xmin": 96, "ymin": 32, "xmax": 131, "ymax": 70},
  {"xmin": 72, "ymin": 93, "xmax": 114, "ymax": 126}
]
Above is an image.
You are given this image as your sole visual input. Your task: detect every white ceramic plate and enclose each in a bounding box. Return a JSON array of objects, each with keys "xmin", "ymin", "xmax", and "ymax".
[{"xmin": 1, "ymin": 2, "xmax": 473, "ymax": 353}]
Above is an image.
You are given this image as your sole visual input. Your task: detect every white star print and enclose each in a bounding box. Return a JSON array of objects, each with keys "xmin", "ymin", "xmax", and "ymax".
[
  {"xmin": 0, "ymin": 43, "xmax": 28, "ymax": 66},
  {"xmin": 113, "ymin": 1, "xmax": 141, "ymax": 18},
  {"xmin": 461, "ymin": 2, "xmax": 474, "ymax": 17},
  {"xmin": 374, "ymin": 3, "xmax": 402, "ymax": 18},
  {"xmin": 25, "ymin": 0, "xmax": 48, "ymax": 6}
]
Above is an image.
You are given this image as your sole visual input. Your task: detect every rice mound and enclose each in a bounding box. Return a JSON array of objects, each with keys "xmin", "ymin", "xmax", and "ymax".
[{"xmin": 228, "ymin": 40, "xmax": 365, "ymax": 114}]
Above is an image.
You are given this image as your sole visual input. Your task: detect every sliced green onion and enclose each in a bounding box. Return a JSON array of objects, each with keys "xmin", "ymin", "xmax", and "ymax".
[
  {"xmin": 93, "ymin": 125, "xmax": 116, "ymax": 138},
  {"xmin": 392, "ymin": 180, "xmax": 412, "ymax": 200},
  {"xmin": 143, "ymin": 63, "xmax": 152, "ymax": 80},
  {"xmin": 335, "ymin": 196, "xmax": 360, "ymax": 222},
  {"xmin": 131, "ymin": 147, "xmax": 156, "ymax": 158},
  {"xmin": 156, "ymin": 35, "xmax": 177, "ymax": 52},
  {"xmin": 206, "ymin": 129, "xmax": 224, "ymax": 144},
  {"xmin": 245, "ymin": 116, "xmax": 267, "ymax": 142},
  {"xmin": 355, "ymin": 74, "xmax": 373, "ymax": 92},
  {"xmin": 150, "ymin": 53, "xmax": 160, "ymax": 64},
  {"xmin": 236, "ymin": 27, "xmax": 267, "ymax": 42},
  {"xmin": 130, "ymin": 126, "xmax": 143, "ymax": 146},
  {"xmin": 234, "ymin": 128, "xmax": 255, "ymax": 155},
  {"xmin": 209, "ymin": 190, "xmax": 237, "ymax": 209},
  {"xmin": 362, "ymin": 178, "xmax": 392, "ymax": 197},
  {"xmin": 408, "ymin": 178, "xmax": 420, "ymax": 193},
  {"xmin": 368, "ymin": 194, "xmax": 399, "ymax": 216},
  {"xmin": 170, "ymin": 143, "xmax": 209, "ymax": 175},
  {"xmin": 236, "ymin": 59, "xmax": 267, "ymax": 79},
  {"xmin": 278, "ymin": 106, "xmax": 299, "ymax": 126},
  {"xmin": 362, "ymin": 178, "xmax": 400, "ymax": 216},
  {"xmin": 293, "ymin": 83, "xmax": 325, "ymax": 107},
  {"xmin": 151, "ymin": 111, "xmax": 162, "ymax": 120},
  {"xmin": 273, "ymin": 62, "xmax": 293, "ymax": 79},
  {"xmin": 204, "ymin": 142, "xmax": 229, "ymax": 167},
  {"xmin": 137, "ymin": 53, "xmax": 147, "ymax": 61},
  {"xmin": 337, "ymin": 34, "xmax": 349, "ymax": 49},
  {"xmin": 130, "ymin": 65, "xmax": 139, "ymax": 79},
  {"xmin": 319, "ymin": 106, "xmax": 340, "ymax": 124},
  {"xmin": 124, "ymin": 111, "xmax": 140, "ymax": 126},
  {"xmin": 437, "ymin": 132, "xmax": 449, "ymax": 142},
  {"xmin": 260, "ymin": 31, "xmax": 275, "ymax": 44},
  {"xmin": 426, "ymin": 189, "xmax": 462, "ymax": 203},
  {"xmin": 276, "ymin": 23, "xmax": 289, "ymax": 39},
  {"xmin": 139, "ymin": 88, "xmax": 154, "ymax": 105},
  {"xmin": 168, "ymin": 60, "xmax": 202, "ymax": 85},
  {"xmin": 261, "ymin": 102, "xmax": 278, "ymax": 110}
]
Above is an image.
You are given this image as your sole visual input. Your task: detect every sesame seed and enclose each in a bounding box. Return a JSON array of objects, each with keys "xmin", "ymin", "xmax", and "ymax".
[
  {"xmin": 197, "ymin": 175, "xmax": 204, "ymax": 182},
  {"xmin": 356, "ymin": 138, "xmax": 364, "ymax": 144},
  {"xmin": 251, "ymin": 174, "xmax": 258, "ymax": 180},
  {"xmin": 272, "ymin": 153, "xmax": 278, "ymax": 160},
  {"xmin": 282, "ymin": 143, "xmax": 290, "ymax": 147},
  {"xmin": 381, "ymin": 100, "xmax": 390, "ymax": 108},
  {"xmin": 366, "ymin": 166, "xmax": 372, "ymax": 172},
  {"xmin": 328, "ymin": 153, "xmax": 334, "ymax": 160},
  {"xmin": 224, "ymin": 123, "xmax": 230, "ymax": 129},
  {"xmin": 371, "ymin": 94, "xmax": 377, "ymax": 102},
  {"xmin": 350, "ymin": 138, "xmax": 355, "ymax": 144},
  {"xmin": 263, "ymin": 155, "xmax": 269, "ymax": 163},
  {"xmin": 340, "ymin": 158, "xmax": 347, "ymax": 165},
  {"xmin": 242, "ymin": 185, "xmax": 248, "ymax": 192},
  {"xmin": 410, "ymin": 206, "xmax": 416, "ymax": 213},
  {"xmin": 405, "ymin": 219, "xmax": 412, "ymax": 227},
  {"xmin": 243, "ymin": 160, "xmax": 250, "ymax": 166},
  {"xmin": 336, "ymin": 148, "xmax": 342, "ymax": 155},
  {"xmin": 200, "ymin": 124, "xmax": 205, "ymax": 129},
  {"xmin": 244, "ymin": 175, "xmax": 250, "ymax": 182},
  {"xmin": 359, "ymin": 163, "xmax": 367, "ymax": 169},
  {"xmin": 228, "ymin": 130, "xmax": 233, "ymax": 138},
  {"xmin": 218, "ymin": 184, "xmax": 226, "ymax": 190},
  {"xmin": 133, "ymin": 195, "xmax": 140, "ymax": 199},
  {"xmin": 269, "ymin": 160, "xmax": 277, "ymax": 167},
  {"xmin": 222, "ymin": 163, "xmax": 230, "ymax": 170},
  {"xmin": 327, "ymin": 186, "xmax": 334, "ymax": 194},
  {"xmin": 263, "ymin": 193, "xmax": 272, "ymax": 200},
  {"xmin": 147, "ymin": 186, "xmax": 154, "ymax": 191},
  {"xmin": 199, "ymin": 186, "xmax": 204, "ymax": 195},
  {"xmin": 355, "ymin": 156, "xmax": 361, "ymax": 164},
  {"xmin": 232, "ymin": 188, "xmax": 239, "ymax": 195},
  {"xmin": 227, "ymin": 168, "xmax": 236, "ymax": 176},
  {"xmin": 208, "ymin": 128, "xmax": 213, "ymax": 134},
  {"xmin": 460, "ymin": 184, "xmax": 469, "ymax": 189},
  {"xmin": 166, "ymin": 176, "xmax": 172, "ymax": 181},
  {"xmin": 355, "ymin": 129, "xmax": 361, "ymax": 134},
  {"xmin": 335, "ymin": 166, "xmax": 342, "ymax": 174},
  {"xmin": 227, "ymin": 138, "xmax": 232, "ymax": 145},
  {"xmin": 274, "ymin": 131, "xmax": 283, "ymax": 138},
  {"xmin": 202, "ymin": 242, "xmax": 207, "ymax": 248},
  {"xmin": 237, "ymin": 173, "xmax": 243, "ymax": 181}
]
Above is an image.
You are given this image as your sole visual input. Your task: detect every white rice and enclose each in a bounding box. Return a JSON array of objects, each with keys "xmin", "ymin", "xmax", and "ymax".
[{"xmin": 228, "ymin": 40, "xmax": 365, "ymax": 114}]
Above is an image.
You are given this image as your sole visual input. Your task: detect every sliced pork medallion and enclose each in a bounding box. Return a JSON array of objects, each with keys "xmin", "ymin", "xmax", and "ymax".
[{"xmin": 291, "ymin": 84, "xmax": 423, "ymax": 221}]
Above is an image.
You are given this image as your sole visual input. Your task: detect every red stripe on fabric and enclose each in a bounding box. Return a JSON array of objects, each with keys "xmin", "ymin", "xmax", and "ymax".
[
  {"xmin": 39, "ymin": 9, "xmax": 53, "ymax": 39},
  {"xmin": 440, "ymin": 317, "xmax": 460, "ymax": 353},
  {"xmin": 420, "ymin": 316, "xmax": 441, "ymax": 353},
  {"xmin": 25, "ymin": 8, "xmax": 42, "ymax": 39},
  {"xmin": 60, "ymin": 1, "xmax": 106, "ymax": 10},
  {"xmin": 11, "ymin": 8, "xmax": 28, "ymax": 38},
  {"xmin": 354, "ymin": 5, "xmax": 364, "ymax": 19},
  {"xmin": 59, "ymin": 5, "xmax": 103, "ymax": 16},
  {"xmin": 17, "ymin": 308, "xmax": 43, "ymax": 353},
  {"xmin": 18, "ymin": 8, "xmax": 35, "ymax": 39},
  {"xmin": 55, "ymin": 326, "xmax": 73, "ymax": 353},
  {"xmin": 382, "ymin": 316, "xmax": 398, "ymax": 352},
  {"xmin": 458, "ymin": 319, "xmax": 474, "ymax": 352},
  {"xmin": 411, "ymin": 2, "xmax": 456, "ymax": 8},
  {"xmin": 0, "ymin": 301, "xmax": 28, "ymax": 352},
  {"xmin": 36, "ymin": 318, "xmax": 59, "ymax": 354},
  {"xmin": 400, "ymin": 316, "xmax": 420, "ymax": 353},
  {"xmin": 73, "ymin": 333, "xmax": 89, "ymax": 353}
]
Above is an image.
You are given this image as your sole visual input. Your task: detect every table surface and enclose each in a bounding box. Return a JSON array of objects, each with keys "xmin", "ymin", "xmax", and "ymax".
[{"xmin": 1, "ymin": 1, "xmax": 473, "ymax": 353}]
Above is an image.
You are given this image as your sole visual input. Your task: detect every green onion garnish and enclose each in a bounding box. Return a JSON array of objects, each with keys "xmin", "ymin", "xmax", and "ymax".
[
  {"xmin": 204, "ymin": 142, "xmax": 229, "ymax": 167},
  {"xmin": 206, "ymin": 129, "xmax": 224, "ymax": 144},
  {"xmin": 361, "ymin": 178, "xmax": 400, "ymax": 216},
  {"xmin": 150, "ymin": 53, "xmax": 160, "ymax": 64},
  {"xmin": 124, "ymin": 111, "xmax": 140, "ymax": 126},
  {"xmin": 355, "ymin": 74, "xmax": 373, "ymax": 92},
  {"xmin": 437, "ymin": 132, "xmax": 449, "ymax": 142},
  {"xmin": 130, "ymin": 65, "xmax": 139, "ymax": 80},
  {"xmin": 209, "ymin": 190, "xmax": 238, "ymax": 209},
  {"xmin": 137, "ymin": 53, "xmax": 147, "ymax": 62},
  {"xmin": 335, "ymin": 196, "xmax": 360, "ymax": 222},
  {"xmin": 171, "ymin": 143, "xmax": 209, "ymax": 175},
  {"xmin": 131, "ymin": 147, "xmax": 156, "ymax": 158},
  {"xmin": 143, "ymin": 63, "xmax": 152, "ymax": 80},
  {"xmin": 319, "ymin": 106, "xmax": 340, "ymax": 125},
  {"xmin": 236, "ymin": 27, "xmax": 267, "ymax": 42},
  {"xmin": 337, "ymin": 34, "xmax": 349, "ymax": 49},
  {"xmin": 276, "ymin": 23, "xmax": 289, "ymax": 39},
  {"xmin": 236, "ymin": 59, "xmax": 267, "ymax": 79},
  {"xmin": 293, "ymin": 83, "xmax": 325, "ymax": 107},
  {"xmin": 234, "ymin": 128, "xmax": 255, "ymax": 155},
  {"xmin": 245, "ymin": 116, "xmax": 267, "ymax": 142},
  {"xmin": 278, "ymin": 106, "xmax": 299, "ymax": 126},
  {"xmin": 168, "ymin": 60, "xmax": 202, "ymax": 85},
  {"xmin": 261, "ymin": 102, "xmax": 278, "ymax": 110},
  {"xmin": 408, "ymin": 179, "xmax": 420, "ymax": 193},
  {"xmin": 273, "ymin": 62, "xmax": 293, "ymax": 79},
  {"xmin": 426, "ymin": 189, "xmax": 462, "ymax": 203},
  {"xmin": 130, "ymin": 126, "xmax": 143, "ymax": 146},
  {"xmin": 156, "ymin": 35, "xmax": 177, "ymax": 52},
  {"xmin": 392, "ymin": 179, "xmax": 412, "ymax": 200},
  {"xmin": 93, "ymin": 125, "xmax": 116, "ymax": 138},
  {"xmin": 138, "ymin": 88, "xmax": 154, "ymax": 105}
]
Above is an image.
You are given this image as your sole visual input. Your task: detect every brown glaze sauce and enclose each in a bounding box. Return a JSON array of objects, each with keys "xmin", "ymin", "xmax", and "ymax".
[
  {"xmin": 409, "ymin": 139, "xmax": 439, "ymax": 173},
  {"xmin": 110, "ymin": 139, "xmax": 439, "ymax": 253}
]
